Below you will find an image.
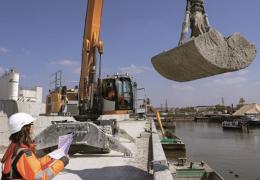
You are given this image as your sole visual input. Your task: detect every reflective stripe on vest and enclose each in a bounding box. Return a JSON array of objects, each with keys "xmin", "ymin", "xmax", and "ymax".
[
  {"xmin": 35, "ymin": 167, "xmax": 54, "ymax": 180},
  {"xmin": 10, "ymin": 148, "xmax": 27, "ymax": 179}
]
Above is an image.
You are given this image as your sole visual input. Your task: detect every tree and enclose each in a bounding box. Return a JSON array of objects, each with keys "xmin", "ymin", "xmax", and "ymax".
[
  {"xmin": 237, "ymin": 97, "xmax": 245, "ymax": 109},
  {"xmin": 239, "ymin": 97, "xmax": 245, "ymax": 105},
  {"xmin": 215, "ymin": 104, "xmax": 225, "ymax": 112}
]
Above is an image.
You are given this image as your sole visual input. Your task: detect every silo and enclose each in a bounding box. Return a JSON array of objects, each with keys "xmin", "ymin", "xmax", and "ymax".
[
  {"xmin": 0, "ymin": 74, "xmax": 6, "ymax": 100},
  {"xmin": 7, "ymin": 70, "xmax": 19, "ymax": 101},
  {"xmin": 35, "ymin": 86, "xmax": 43, "ymax": 103}
]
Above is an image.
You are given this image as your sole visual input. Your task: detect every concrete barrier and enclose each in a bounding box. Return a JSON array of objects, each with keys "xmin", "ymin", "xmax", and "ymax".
[
  {"xmin": 150, "ymin": 119, "xmax": 173, "ymax": 180},
  {"xmin": 0, "ymin": 100, "xmax": 18, "ymax": 117},
  {"xmin": 0, "ymin": 114, "xmax": 9, "ymax": 146},
  {"xmin": 0, "ymin": 114, "xmax": 76, "ymax": 146},
  {"xmin": 17, "ymin": 102, "xmax": 45, "ymax": 117},
  {"xmin": 0, "ymin": 100, "xmax": 45, "ymax": 117}
]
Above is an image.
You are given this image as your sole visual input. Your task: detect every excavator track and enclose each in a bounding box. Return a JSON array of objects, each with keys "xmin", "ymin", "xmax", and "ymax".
[{"xmin": 34, "ymin": 121, "xmax": 133, "ymax": 157}]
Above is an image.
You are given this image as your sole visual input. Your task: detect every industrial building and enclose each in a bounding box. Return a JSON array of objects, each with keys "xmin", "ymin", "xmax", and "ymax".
[
  {"xmin": 0, "ymin": 69, "xmax": 45, "ymax": 117},
  {"xmin": 0, "ymin": 69, "xmax": 43, "ymax": 103}
]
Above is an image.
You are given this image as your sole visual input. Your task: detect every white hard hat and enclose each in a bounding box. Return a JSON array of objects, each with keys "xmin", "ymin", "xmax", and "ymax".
[{"xmin": 8, "ymin": 112, "xmax": 36, "ymax": 135}]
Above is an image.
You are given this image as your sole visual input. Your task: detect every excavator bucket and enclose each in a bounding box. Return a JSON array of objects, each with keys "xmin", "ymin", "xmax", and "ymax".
[{"xmin": 151, "ymin": 29, "xmax": 256, "ymax": 82}]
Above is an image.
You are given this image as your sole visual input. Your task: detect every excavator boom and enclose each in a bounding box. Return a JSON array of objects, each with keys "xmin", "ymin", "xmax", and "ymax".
[
  {"xmin": 78, "ymin": 0, "xmax": 134, "ymax": 117},
  {"xmin": 79, "ymin": 0, "xmax": 103, "ymax": 112}
]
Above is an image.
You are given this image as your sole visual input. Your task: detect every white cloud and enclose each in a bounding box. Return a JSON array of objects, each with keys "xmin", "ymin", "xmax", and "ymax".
[
  {"xmin": 172, "ymin": 84, "xmax": 195, "ymax": 91},
  {"xmin": 0, "ymin": 47, "xmax": 9, "ymax": 54},
  {"xmin": 51, "ymin": 59, "xmax": 78, "ymax": 66},
  {"xmin": 59, "ymin": 59, "xmax": 78, "ymax": 66},
  {"xmin": 118, "ymin": 64, "xmax": 151, "ymax": 75},
  {"xmin": 213, "ymin": 77, "xmax": 247, "ymax": 85}
]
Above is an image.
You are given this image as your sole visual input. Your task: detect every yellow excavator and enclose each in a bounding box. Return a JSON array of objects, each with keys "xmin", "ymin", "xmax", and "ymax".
[
  {"xmin": 42, "ymin": 0, "xmax": 136, "ymax": 155},
  {"xmin": 46, "ymin": 0, "xmax": 134, "ymax": 120}
]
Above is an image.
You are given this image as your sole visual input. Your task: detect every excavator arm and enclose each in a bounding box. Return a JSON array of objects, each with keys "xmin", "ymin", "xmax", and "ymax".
[
  {"xmin": 79, "ymin": 0, "xmax": 104, "ymax": 114},
  {"xmin": 78, "ymin": 0, "xmax": 134, "ymax": 117},
  {"xmin": 179, "ymin": 0, "xmax": 210, "ymax": 46}
]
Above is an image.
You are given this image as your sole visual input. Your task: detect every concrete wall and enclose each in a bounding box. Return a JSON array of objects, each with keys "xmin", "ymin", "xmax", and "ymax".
[
  {"xmin": 18, "ymin": 86, "xmax": 43, "ymax": 103},
  {"xmin": 35, "ymin": 87, "xmax": 43, "ymax": 103},
  {"xmin": 17, "ymin": 102, "xmax": 45, "ymax": 117},
  {"xmin": 0, "ymin": 100, "xmax": 45, "ymax": 117},
  {"xmin": 150, "ymin": 120, "xmax": 173, "ymax": 180},
  {"xmin": 99, "ymin": 114, "xmax": 130, "ymax": 121},
  {"xmin": 0, "ymin": 115, "xmax": 76, "ymax": 146},
  {"xmin": 0, "ymin": 114, "xmax": 9, "ymax": 146},
  {"xmin": 0, "ymin": 100, "xmax": 19, "ymax": 117}
]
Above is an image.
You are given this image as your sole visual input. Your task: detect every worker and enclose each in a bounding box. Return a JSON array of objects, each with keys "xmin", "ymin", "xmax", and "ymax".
[
  {"xmin": 107, "ymin": 86, "xmax": 116, "ymax": 100},
  {"xmin": 1, "ymin": 112, "xmax": 69, "ymax": 180}
]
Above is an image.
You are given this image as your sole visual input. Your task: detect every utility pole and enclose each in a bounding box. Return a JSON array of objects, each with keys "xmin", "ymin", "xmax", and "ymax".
[
  {"xmin": 221, "ymin": 97, "xmax": 225, "ymax": 106},
  {"xmin": 50, "ymin": 70, "xmax": 62, "ymax": 90},
  {"xmin": 165, "ymin": 99, "xmax": 168, "ymax": 112}
]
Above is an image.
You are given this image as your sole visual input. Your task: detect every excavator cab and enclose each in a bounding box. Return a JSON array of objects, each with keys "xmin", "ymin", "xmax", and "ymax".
[{"xmin": 102, "ymin": 74, "xmax": 133, "ymax": 114}]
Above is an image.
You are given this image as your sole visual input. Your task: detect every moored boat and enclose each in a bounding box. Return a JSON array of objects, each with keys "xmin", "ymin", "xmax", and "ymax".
[
  {"xmin": 222, "ymin": 120, "xmax": 242, "ymax": 129},
  {"xmin": 161, "ymin": 134, "xmax": 185, "ymax": 150},
  {"xmin": 247, "ymin": 116, "xmax": 260, "ymax": 126}
]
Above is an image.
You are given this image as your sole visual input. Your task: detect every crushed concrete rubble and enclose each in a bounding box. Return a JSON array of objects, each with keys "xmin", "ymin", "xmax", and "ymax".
[{"xmin": 151, "ymin": 28, "xmax": 257, "ymax": 82}]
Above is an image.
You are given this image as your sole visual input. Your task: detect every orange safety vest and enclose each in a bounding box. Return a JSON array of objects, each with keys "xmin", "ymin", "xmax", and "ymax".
[{"xmin": 1, "ymin": 143, "xmax": 65, "ymax": 180}]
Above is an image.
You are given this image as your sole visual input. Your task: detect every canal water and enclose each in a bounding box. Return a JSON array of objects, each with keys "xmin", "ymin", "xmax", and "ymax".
[{"xmin": 166, "ymin": 122, "xmax": 260, "ymax": 180}]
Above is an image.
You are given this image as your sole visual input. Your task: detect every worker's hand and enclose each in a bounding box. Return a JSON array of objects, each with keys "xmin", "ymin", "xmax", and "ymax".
[{"xmin": 59, "ymin": 156, "xmax": 69, "ymax": 167}]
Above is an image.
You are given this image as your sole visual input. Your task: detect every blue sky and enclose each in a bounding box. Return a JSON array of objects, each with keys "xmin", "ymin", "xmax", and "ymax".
[{"xmin": 0, "ymin": 0, "xmax": 259, "ymax": 107}]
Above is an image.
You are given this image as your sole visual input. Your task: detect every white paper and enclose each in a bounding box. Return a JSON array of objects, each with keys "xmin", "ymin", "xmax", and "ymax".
[
  {"xmin": 48, "ymin": 133, "xmax": 73, "ymax": 159},
  {"xmin": 58, "ymin": 133, "xmax": 73, "ymax": 154},
  {"xmin": 48, "ymin": 148, "xmax": 66, "ymax": 159}
]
